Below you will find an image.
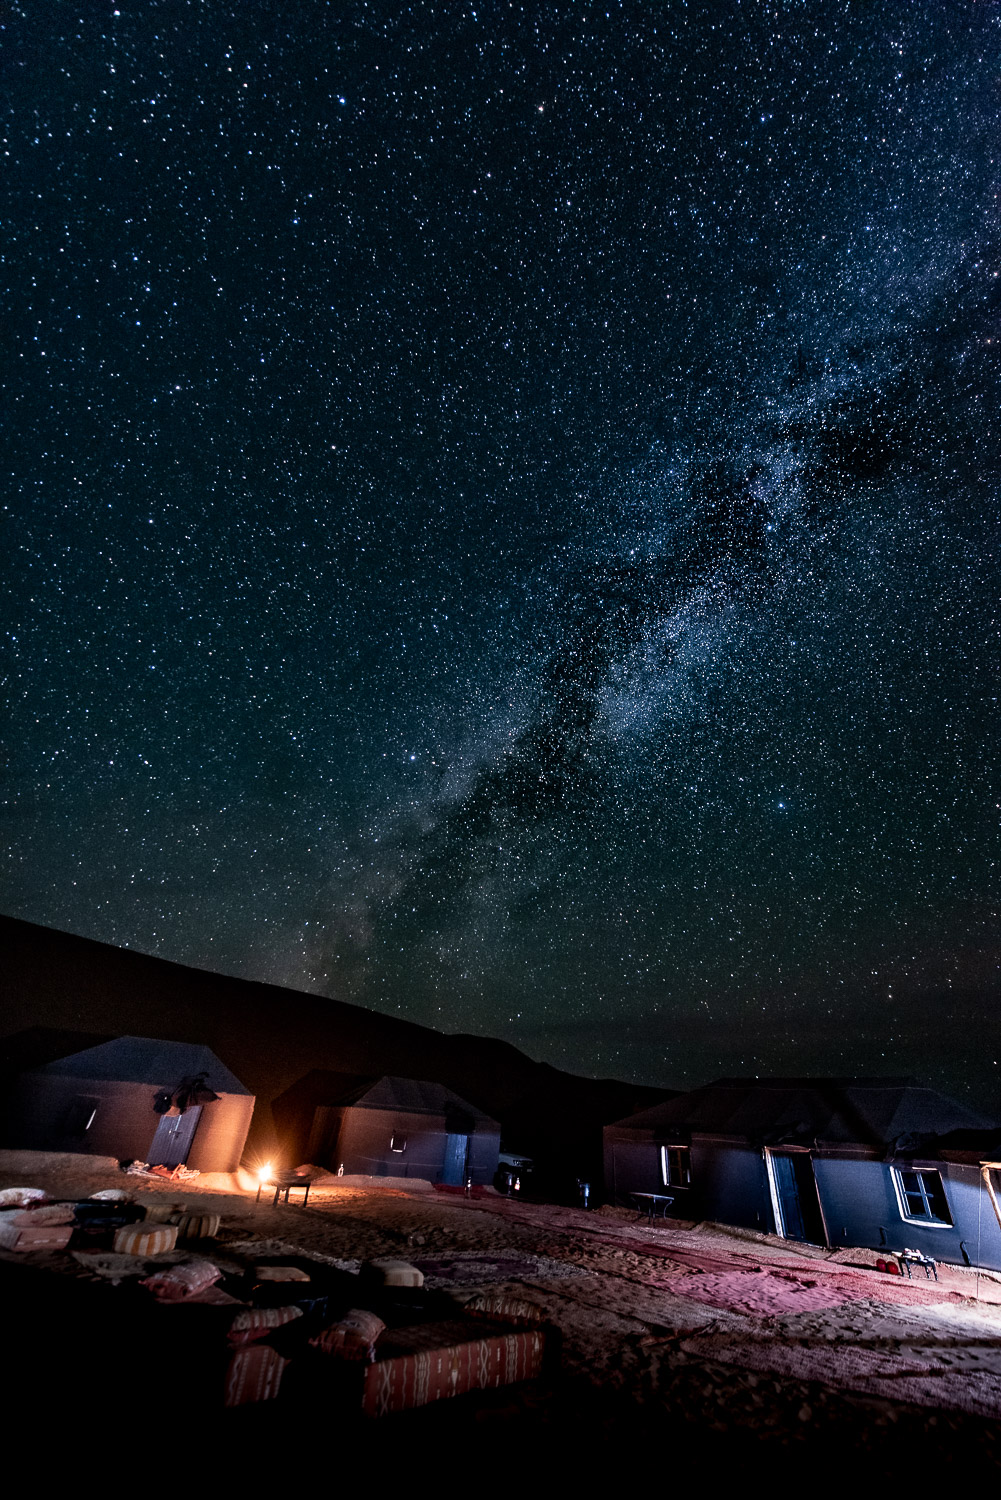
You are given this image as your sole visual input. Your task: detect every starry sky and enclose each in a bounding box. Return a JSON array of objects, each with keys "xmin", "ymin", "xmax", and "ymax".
[{"xmin": 4, "ymin": 1, "xmax": 1001, "ymax": 1105}]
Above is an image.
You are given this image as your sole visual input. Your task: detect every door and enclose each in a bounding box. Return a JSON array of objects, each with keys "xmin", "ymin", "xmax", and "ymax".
[
  {"xmin": 148, "ymin": 1105, "xmax": 202, "ymax": 1168},
  {"xmin": 770, "ymin": 1152, "xmax": 806, "ymax": 1240},
  {"xmin": 767, "ymin": 1150, "xmax": 826, "ymax": 1244},
  {"xmin": 441, "ymin": 1132, "xmax": 469, "ymax": 1185}
]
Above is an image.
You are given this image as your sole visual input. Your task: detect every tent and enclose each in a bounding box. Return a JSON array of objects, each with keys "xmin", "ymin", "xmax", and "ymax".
[
  {"xmin": 274, "ymin": 1072, "xmax": 500, "ymax": 1184},
  {"xmin": 4, "ymin": 1034, "xmax": 255, "ymax": 1172},
  {"xmin": 604, "ymin": 1076, "xmax": 1001, "ymax": 1268}
]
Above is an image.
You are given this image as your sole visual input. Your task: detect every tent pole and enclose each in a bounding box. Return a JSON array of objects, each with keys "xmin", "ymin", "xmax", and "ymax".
[{"xmin": 980, "ymin": 1163, "xmax": 1001, "ymax": 1235}]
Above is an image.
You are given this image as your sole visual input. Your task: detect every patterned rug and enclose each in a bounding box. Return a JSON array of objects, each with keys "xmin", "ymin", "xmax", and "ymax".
[{"xmin": 411, "ymin": 1251, "xmax": 591, "ymax": 1287}]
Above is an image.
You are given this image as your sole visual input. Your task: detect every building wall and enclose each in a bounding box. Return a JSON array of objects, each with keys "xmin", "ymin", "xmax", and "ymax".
[
  {"xmin": 694, "ymin": 1143, "xmax": 775, "ymax": 1232},
  {"xmin": 305, "ymin": 1105, "xmax": 345, "ymax": 1166},
  {"xmin": 185, "ymin": 1092, "xmax": 255, "ymax": 1173},
  {"xmin": 942, "ymin": 1164, "xmax": 1001, "ymax": 1272},
  {"xmin": 325, "ymin": 1106, "xmax": 499, "ymax": 1183},
  {"xmin": 5, "ymin": 1074, "xmax": 163, "ymax": 1160},
  {"xmin": 814, "ymin": 1157, "xmax": 1001, "ymax": 1271},
  {"xmin": 603, "ymin": 1139, "xmax": 659, "ymax": 1200},
  {"xmin": 4, "ymin": 1071, "xmax": 253, "ymax": 1172},
  {"xmin": 603, "ymin": 1135, "xmax": 774, "ymax": 1231},
  {"xmin": 604, "ymin": 1127, "xmax": 1001, "ymax": 1268},
  {"xmin": 813, "ymin": 1157, "xmax": 898, "ymax": 1253}
]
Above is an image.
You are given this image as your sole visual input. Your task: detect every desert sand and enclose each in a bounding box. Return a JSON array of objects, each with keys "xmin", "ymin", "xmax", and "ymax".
[{"xmin": 3, "ymin": 1153, "xmax": 1001, "ymax": 1476}]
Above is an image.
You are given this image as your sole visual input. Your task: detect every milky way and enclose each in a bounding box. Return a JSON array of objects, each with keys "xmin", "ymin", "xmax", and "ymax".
[{"xmin": 4, "ymin": 2, "xmax": 1001, "ymax": 1103}]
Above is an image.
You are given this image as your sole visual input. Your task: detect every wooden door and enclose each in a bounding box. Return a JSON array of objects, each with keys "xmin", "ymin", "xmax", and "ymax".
[
  {"xmin": 768, "ymin": 1150, "xmax": 827, "ymax": 1244},
  {"xmin": 441, "ymin": 1132, "xmax": 469, "ymax": 1185},
  {"xmin": 148, "ymin": 1105, "xmax": 202, "ymax": 1168},
  {"xmin": 771, "ymin": 1152, "xmax": 807, "ymax": 1240}
]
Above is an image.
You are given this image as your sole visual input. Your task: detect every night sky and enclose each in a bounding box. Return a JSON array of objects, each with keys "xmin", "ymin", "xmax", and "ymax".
[{"xmin": 4, "ymin": 2, "xmax": 1001, "ymax": 1105}]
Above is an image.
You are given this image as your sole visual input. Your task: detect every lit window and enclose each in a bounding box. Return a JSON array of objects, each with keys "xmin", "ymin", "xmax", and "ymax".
[
  {"xmin": 660, "ymin": 1145, "xmax": 691, "ymax": 1189},
  {"xmin": 390, "ymin": 1133, "xmax": 407, "ymax": 1153},
  {"xmin": 894, "ymin": 1168, "xmax": 951, "ymax": 1226}
]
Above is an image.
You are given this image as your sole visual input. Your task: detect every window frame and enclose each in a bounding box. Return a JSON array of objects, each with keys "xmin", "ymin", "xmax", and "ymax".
[
  {"xmin": 891, "ymin": 1166, "xmax": 953, "ymax": 1228},
  {"xmin": 660, "ymin": 1144, "xmax": 691, "ymax": 1190},
  {"xmin": 390, "ymin": 1132, "xmax": 407, "ymax": 1154}
]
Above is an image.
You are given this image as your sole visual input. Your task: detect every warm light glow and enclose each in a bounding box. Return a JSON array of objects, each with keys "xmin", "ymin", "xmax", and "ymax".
[{"xmin": 257, "ymin": 1161, "xmax": 273, "ymax": 1183}]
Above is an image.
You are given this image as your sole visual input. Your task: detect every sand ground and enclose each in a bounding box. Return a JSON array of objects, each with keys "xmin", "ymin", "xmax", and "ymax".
[{"xmin": 3, "ymin": 1155, "xmax": 1001, "ymax": 1475}]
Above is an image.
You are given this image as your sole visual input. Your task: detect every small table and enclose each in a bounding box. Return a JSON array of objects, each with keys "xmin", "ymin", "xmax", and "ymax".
[
  {"xmin": 895, "ymin": 1249, "xmax": 938, "ymax": 1281},
  {"xmin": 629, "ymin": 1192, "xmax": 674, "ymax": 1223},
  {"xmin": 256, "ymin": 1176, "xmax": 312, "ymax": 1208}
]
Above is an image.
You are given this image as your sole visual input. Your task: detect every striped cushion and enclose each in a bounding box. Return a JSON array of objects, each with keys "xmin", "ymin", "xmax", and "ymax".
[
  {"xmin": 224, "ymin": 1345, "xmax": 288, "ymax": 1406},
  {"xmin": 176, "ymin": 1212, "xmax": 220, "ymax": 1240},
  {"xmin": 113, "ymin": 1224, "xmax": 178, "ymax": 1256},
  {"xmin": 361, "ymin": 1327, "xmax": 546, "ymax": 1417},
  {"xmin": 309, "ymin": 1309, "xmax": 386, "ymax": 1361},
  {"xmin": 228, "ymin": 1305, "xmax": 303, "ymax": 1345},
  {"xmin": 456, "ymin": 1294, "xmax": 544, "ymax": 1328},
  {"xmin": 141, "ymin": 1259, "xmax": 222, "ymax": 1300},
  {"xmin": 142, "ymin": 1203, "xmax": 181, "ymax": 1225}
]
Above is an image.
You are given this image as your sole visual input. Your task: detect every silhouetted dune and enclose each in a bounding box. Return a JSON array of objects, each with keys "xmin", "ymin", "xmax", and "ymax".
[{"xmin": 0, "ymin": 914, "xmax": 667, "ymax": 1184}]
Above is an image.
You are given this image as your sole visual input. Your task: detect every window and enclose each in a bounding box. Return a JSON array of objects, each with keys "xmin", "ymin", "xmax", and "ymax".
[
  {"xmin": 660, "ymin": 1145, "xmax": 691, "ymax": 1189},
  {"xmin": 390, "ymin": 1133, "xmax": 407, "ymax": 1153},
  {"xmin": 63, "ymin": 1096, "xmax": 99, "ymax": 1135},
  {"xmin": 894, "ymin": 1168, "xmax": 952, "ymax": 1226}
]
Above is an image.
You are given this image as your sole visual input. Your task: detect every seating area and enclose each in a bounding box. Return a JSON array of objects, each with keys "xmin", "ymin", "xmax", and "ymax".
[{"xmin": 0, "ymin": 1186, "xmax": 553, "ymax": 1422}]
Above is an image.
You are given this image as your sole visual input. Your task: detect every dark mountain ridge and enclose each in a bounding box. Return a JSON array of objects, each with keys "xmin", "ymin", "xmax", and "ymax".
[{"xmin": 0, "ymin": 914, "xmax": 667, "ymax": 1181}]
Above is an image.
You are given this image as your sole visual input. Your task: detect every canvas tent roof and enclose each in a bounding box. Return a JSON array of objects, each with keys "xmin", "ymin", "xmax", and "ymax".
[
  {"xmin": 310, "ymin": 1073, "xmax": 498, "ymax": 1125},
  {"xmin": 606, "ymin": 1077, "xmax": 994, "ymax": 1151},
  {"xmin": 32, "ymin": 1035, "xmax": 252, "ymax": 1096}
]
